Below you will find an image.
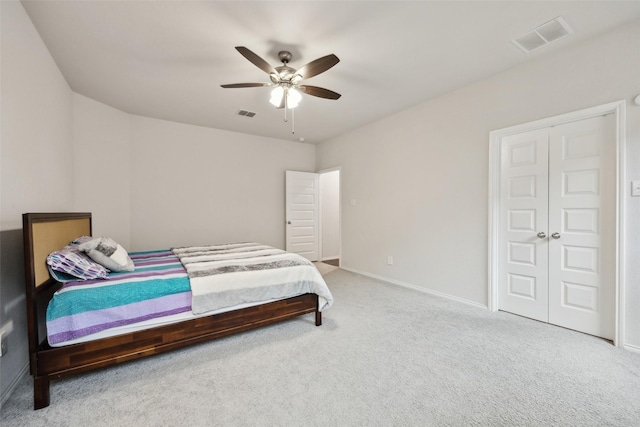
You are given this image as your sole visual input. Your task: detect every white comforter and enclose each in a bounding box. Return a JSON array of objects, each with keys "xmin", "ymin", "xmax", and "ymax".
[{"xmin": 172, "ymin": 243, "xmax": 333, "ymax": 315}]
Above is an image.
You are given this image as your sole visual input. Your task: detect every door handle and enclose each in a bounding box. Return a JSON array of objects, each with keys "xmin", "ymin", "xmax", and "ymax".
[
  {"xmin": 551, "ymin": 232, "xmax": 561, "ymax": 239},
  {"xmin": 287, "ymin": 221, "xmax": 292, "ymax": 225},
  {"xmin": 537, "ymin": 232, "xmax": 546, "ymax": 238}
]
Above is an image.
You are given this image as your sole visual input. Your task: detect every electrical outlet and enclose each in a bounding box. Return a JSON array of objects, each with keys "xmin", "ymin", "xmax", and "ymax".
[
  {"xmin": 387, "ymin": 256, "xmax": 394, "ymax": 265},
  {"xmin": 0, "ymin": 332, "xmax": 7, "ymax": 357}
]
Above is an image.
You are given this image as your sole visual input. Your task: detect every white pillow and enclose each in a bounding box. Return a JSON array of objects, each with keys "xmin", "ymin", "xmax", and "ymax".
[{"xmin": 79, "ymin": 237, "xmax": 134, "ymax": 272}]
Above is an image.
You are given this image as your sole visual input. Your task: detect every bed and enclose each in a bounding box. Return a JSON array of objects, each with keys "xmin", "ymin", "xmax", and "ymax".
[{"xmin": 22, "ymin": 212, "xmax": 332, "ymax": 409}]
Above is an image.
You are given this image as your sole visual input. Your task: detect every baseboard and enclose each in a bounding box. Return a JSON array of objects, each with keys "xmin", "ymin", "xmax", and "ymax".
[
  {"xmin": 340, "ymin": 266, "xmax": 488, "ymax": 310},
  {"xmin": 1, "ymin": 362, "xmax": 29, "ymax": 408},
  {"xmin": 623, "ymin": 343, "xmax": 640, "ymax": 354}
]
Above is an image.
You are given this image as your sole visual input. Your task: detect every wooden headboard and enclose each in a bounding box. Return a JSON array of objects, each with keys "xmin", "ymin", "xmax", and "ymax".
[{"xmin": 23, "ymin": 212, "xmax": 92, "ymax": 295}]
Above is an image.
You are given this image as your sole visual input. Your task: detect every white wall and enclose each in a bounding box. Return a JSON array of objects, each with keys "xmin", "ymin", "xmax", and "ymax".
[
  {"xmin": 1, "ymin": 0, "xmax": 74, "ymax": 229},
  {"xmin": 317, "ymin": 19, "xmax": 640, "ymax": 348},
  {"xmin": 0, "ymin": 0, "xmax": 73, "ymax": 403},
  {"xmin": 129, "ymin": 116, "xmax": 316, "ymax": 251},
  {"xmin": 320, "ymin": 170, "xmax": 340, "ymax": 260},
  {"xmin": 72, "ymin": 94, "xmax": 132, "ymax": 248},
  {"xmin": 71, "ymin": 97, "xmax": 316, "ymax": 254}
]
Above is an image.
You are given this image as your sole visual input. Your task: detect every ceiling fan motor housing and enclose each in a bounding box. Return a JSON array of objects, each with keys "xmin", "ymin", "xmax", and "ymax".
[
  {"xmin": 278, "ymin": 51, "xmax": 292, "ymax": 64},
  {"xmin": 274, "ymin": 65, "xmax": 297, "ymax": 81}
]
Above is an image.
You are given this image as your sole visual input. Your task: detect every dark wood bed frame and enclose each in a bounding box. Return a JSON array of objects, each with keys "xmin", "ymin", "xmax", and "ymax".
[{"xmin": 23, "ymin": 212, "xmax": 322, "ymax": 410}]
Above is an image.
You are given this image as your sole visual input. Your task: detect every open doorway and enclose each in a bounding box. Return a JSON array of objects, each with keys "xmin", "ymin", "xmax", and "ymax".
[
  {"xmin": 319, "ymin": 168, "xmax": 341, "ymax": 267},
  {"xmin": 285, "ymin": 168, "xmax": 340, "ymax": 264}
]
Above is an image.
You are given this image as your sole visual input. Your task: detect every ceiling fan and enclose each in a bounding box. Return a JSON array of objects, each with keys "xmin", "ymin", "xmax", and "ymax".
[{"xmin": 221, "ymin": 46, "xmax": 341, "ymax": 110}]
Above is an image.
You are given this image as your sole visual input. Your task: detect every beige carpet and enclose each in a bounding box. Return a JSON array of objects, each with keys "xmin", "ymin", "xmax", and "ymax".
[
  {"xmin": 313, "ymin": 261, "xmax": 338, "ymax": 275},
  {"xmin": 2, "ymin": 267, "xmax": 640, "ymax": 426}
]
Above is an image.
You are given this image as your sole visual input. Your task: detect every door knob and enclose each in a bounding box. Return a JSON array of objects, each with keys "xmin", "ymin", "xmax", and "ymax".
[
  {"xmin": 537, "ymin": 232, "xmax": 546, "ymax": 238},
  {"xmin": 551, "ymin": 232, "xmax": 561, "ymax": 239},
  {"xmin": 287, "ymin": 221, "xmax": 292, "ymax": 225}
]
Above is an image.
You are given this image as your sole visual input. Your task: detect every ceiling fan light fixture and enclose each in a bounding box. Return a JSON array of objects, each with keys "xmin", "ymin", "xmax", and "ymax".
[
  {"xmin": 270, "ymin": 86, "xmax": 284, "ymax": 107},
  {"xmin": 287, "ymin": 88, "xmax": 302, "ymax": 108},
  {"xmin": 269, "ymin": 86, "xmax": 302, "ymax": 109}
]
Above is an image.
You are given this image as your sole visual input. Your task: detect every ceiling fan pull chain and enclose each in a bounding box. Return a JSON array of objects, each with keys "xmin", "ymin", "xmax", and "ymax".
[
  {"xmin": 291, "ymin": 107, "xmax": 295, "ymax": 134},
  {"xmin": 284, "ymin": 89, "xmax": 288, "ymax": 122}
]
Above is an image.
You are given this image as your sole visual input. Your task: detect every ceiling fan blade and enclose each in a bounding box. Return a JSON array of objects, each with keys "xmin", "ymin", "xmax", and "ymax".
[
  {"xmin": 220, "ymin": 83, "xmax": 269, "ymax": 88},
  {"xmin": 299, "ymin": 85, "xmax": 341, "ymax": 100},
  {"xmin": 235, "ymin": 46, "xmax": 277, "ymax": 75},
  {"xmin": 296, "ymin": 54, "xmax": 339, "ymax": 80}
]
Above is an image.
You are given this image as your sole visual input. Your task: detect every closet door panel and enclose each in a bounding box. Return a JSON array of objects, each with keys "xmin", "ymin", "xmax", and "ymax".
[
  {"xmin": 498, "ymin": 129, "xmax": 549, "ymax": 322},
  {"xmin": 548, "ymin": 114, "xmax": 616, "ymax": 340}
]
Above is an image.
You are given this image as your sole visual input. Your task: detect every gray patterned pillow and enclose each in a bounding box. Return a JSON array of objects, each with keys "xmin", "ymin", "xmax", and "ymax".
[
  {"xmin": 47, "ymin": 245, "xmax": 109, "ymax": 280},
  {"xmin": 79, "ymin": 237, "xmax": 135, "ymax": 272}
]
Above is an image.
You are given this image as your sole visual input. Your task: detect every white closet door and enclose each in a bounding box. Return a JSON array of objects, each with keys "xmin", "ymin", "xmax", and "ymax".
[
  {"xmin": 547, "ymin": 114, "xmax": 616, "ymax": 340},
  {"xmin": 498, "ymin": 129, "xmax": 549, "ymax": 322}
]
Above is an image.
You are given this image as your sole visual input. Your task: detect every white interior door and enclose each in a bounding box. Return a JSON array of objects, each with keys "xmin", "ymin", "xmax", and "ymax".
[
  {"xmin": 286, "ymin": 171, "xmax": 319, "ymax": 261},
  {"xmin": 498, "ymin": 128, "xmax": 550, "ymax": 322},
  {"xmin": 498, "ymin": 114, "xmax": 615, "ymax": 339},
  {"xmin": 548, "ymin": 115, "xmax": 615, "ymax": 339}
]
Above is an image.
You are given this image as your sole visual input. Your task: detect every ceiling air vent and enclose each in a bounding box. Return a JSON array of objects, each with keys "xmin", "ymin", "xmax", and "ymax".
[
  {"xmin": 512, "ymin": 16, "xmax": 574, "ymax": 54},
  {"xmin": 237, "ymin": 110, "xmax": 256, "ymax": 118}
]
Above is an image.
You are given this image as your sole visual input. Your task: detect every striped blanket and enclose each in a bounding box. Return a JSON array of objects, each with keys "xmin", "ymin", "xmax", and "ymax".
[
  {"xmin": 46, "ymin": 243, "xmax": 333, "ymax": 345},
  {"xmin": 46, "ymin": 250, "xmax": 191, "ymax": 345},
  {"xmin": 172, "ymin": 243, "xmax": 333, "ymax": 315}
]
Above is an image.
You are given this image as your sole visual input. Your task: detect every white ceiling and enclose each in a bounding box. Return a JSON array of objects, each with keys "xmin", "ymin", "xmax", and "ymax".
[{"xmin": 21, "ymin": 1, "xmax": 640, "ymax": 144}]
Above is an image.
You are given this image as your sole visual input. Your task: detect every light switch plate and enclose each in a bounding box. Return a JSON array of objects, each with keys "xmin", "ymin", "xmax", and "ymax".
[{"xmin": 632, "ymin": 181, "xmax": 640, "ymax": 197}]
